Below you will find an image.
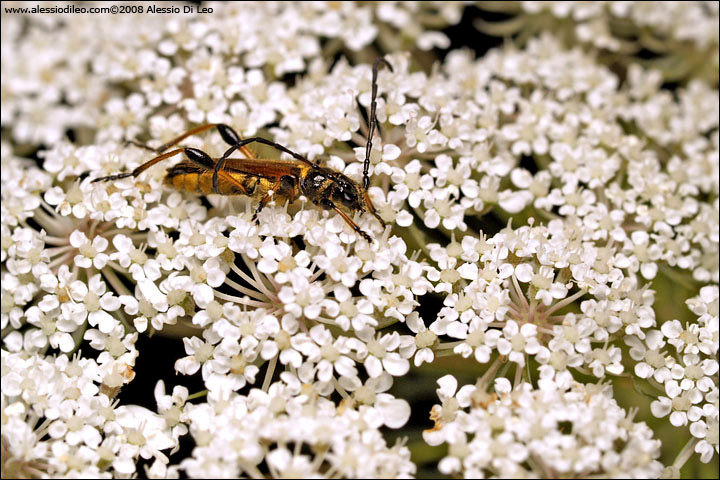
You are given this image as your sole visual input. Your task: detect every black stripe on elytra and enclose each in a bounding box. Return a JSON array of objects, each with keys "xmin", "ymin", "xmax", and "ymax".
[{"xmin": 165, "ymin": 164, "xmax": 205, "ymax": 177}]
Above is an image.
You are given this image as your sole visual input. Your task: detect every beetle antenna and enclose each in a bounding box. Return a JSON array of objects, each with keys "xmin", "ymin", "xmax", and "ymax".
[{"xmin": 363, "ymin": 57, "xmax": 393, "ymax": 191}]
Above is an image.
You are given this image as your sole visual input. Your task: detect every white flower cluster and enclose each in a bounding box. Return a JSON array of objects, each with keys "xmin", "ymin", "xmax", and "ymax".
[
  {"xmin": 424, "ymin": 374, "xmax": 665, "ymax": 478},
  {"xmin": 1, "ymin": 1, "xmax": 718, "ymax": 477},
  {"xmin": 2, "ymin": 350, "xmax": 176, "ymax": 478},
  {"xmin": 179, "ymin": 376, "xmax": 414, "ymax": 478},
  {"xmin": 424, "ymin": 221, "xmax": 641, "ymax": 378},
  {"xmin": 1, "ymin": 1, "xmax": 464, "ymax": 146},
  {"xmin": 477, "ymin": 1, "xmax": 720, "ymax": 84},
  {"xmin": 628, "ymin": 285, "xmax": 719, "ymax": 463}
]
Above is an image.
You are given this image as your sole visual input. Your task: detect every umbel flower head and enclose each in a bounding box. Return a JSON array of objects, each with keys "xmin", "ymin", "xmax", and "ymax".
[
  {"xmin": 1, "ymin": 1, "xmax": 718, "ymax": 478},
  {"xmin": 424, "ymin": 374, "xmax": 664, "ymax": 478}
]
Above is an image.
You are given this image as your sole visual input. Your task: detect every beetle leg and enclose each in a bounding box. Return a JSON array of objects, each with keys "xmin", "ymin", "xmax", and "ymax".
[
  {"xmin": 252, "ymin": 175, "xmax": 297, "ymax": 223},
  {"xmin": 93, "ymin": 148, "xmax": 187, "ymax": 182},
  {"xmin": 363, "ymin": 190, "xmax": 386, "ymax": 229},
  {"xmin": 126, "ymin": 123, "xmax": 256, "ymax": 158},
  {"xmin": 94, "ymin": 147, "xmax": 219, "ymax": 185},
  {"xmin": 320, "ymin": 199, "xmax": 372, "ymax": 242}
]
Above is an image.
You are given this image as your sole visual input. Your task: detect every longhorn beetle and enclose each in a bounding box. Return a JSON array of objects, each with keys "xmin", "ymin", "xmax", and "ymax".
[{"xmin": 93, "ymin": 58, "xmax": 393, "ymax": 242}]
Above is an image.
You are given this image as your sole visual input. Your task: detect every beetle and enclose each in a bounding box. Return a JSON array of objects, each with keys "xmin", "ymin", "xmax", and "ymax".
[{"xmin": 93, "ymin": 58, "xmax": 393, "ymax": 242}]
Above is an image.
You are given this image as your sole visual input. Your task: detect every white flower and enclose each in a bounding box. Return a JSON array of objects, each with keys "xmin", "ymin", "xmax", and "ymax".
[
  {"xmin": 111, "ymin": 234, "xmax": 161, "ymax": 281},
  {"xmin": 277, "ymin": 274, "xmax": 325, "ymax": 320},
  {"xmin": 293, "ymin": 325, "xmax": 360, "ymax": 383},
  {"xmin": 314, "ymin": 242, "xmax": 362, "ymax": 287},
  {"xmin": 690, "ymin": 417, "xmax": 719, "ymax": 463},
  {"xmin": 356, "ymin": 329, "xmax": 411, "ymax": 377},
  {"xmin": 626, "ymin": 330, "xmax": 672, "ymax": 382},
  {"xmin": 405, "ymin": 313, "xmax": 437, "ymax": 366},
  {"xmin": 70, "ymin": 230, "xmax": 109, "ymax": 270},
  {"xmin": 113, "ymin": 405, "xmax": 177, "ymax": 469},
  {"xmin": 496, "ymin": 320, "xmax": 545, "ymax": 366},
  {"xmin": 153, "ymin": 380, "xmax": 189, "ymax": 447},
  {"xmin": 586, "ymin": 345, "xmax": 624, "ymax": 377},
  {"xmin": 513, "ymin": 263, "xmax": 569, "ymax": 306}
]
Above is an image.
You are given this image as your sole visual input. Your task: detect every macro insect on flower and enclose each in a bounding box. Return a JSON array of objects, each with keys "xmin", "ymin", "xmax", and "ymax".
[{"xmin": 93, "ymin": 58, "xmax": 393, "ymax": 242}]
